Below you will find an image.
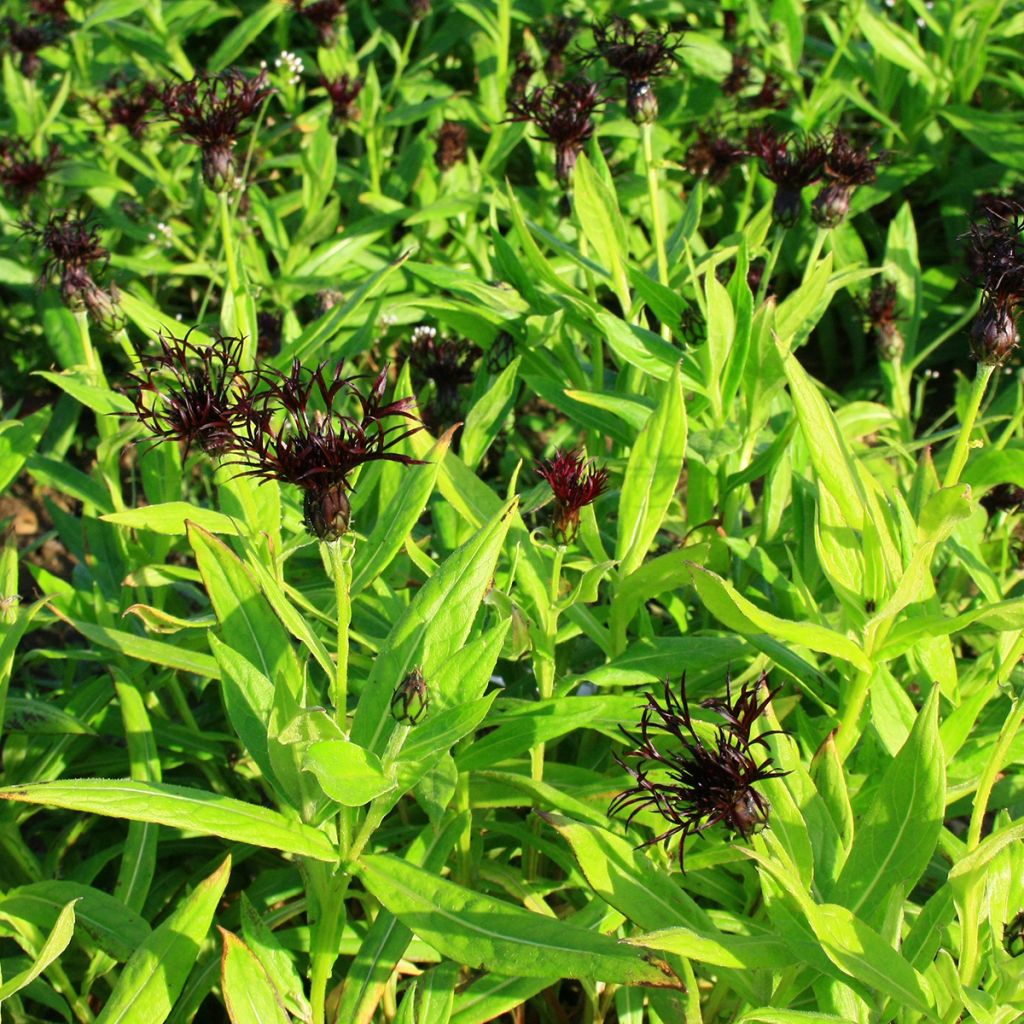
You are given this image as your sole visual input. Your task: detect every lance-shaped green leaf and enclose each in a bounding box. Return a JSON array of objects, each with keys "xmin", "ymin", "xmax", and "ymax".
[
  {"xmin": 96, "ymin": 858, "xmax": 231, "ymax": 1024},
  {"xmin": 219, "ymin": 928, "xmax": 290, "ymax": 1024},
  {"xmin": 803, "ymin": 903, "xmax": 934, "ymax": 1016},
  {"xmin": 303, "ymin": 740, "xmax": 395, "ymax": 806},
  {"xmin": 351, "ymin": 499, "xmax": 517, "ymax": 756},
  {"xmin": 188, "ymin": 524, "xmax": 299, "ymax": 687},
  {"xmin": 351, "ymin": 428, "xmax": 452, "ymax": 593},
  {"xmin": 687, "ymin": 564, "xmax": 871, "ymax": 671},
  {"xmin": 832, "ymin": 686, "xmax": 944, "ymax": 925},
  {"xmin": 617, "ymin": 365, "xmax": 686, "ymax": 577},
  {"xmin": 0, "ymin": 898, "xmax": 77, "ymax": 1001},
  {"xmin": 102, "ymin": 503, "xmax": 240, "ymax": 536},
  {"xmin": 0, "ymin": 780, "xmax": 335, "ymax": 862},
  {"xmin": 357, "ymin": 853, "xmax": 681, "ymax": 988}
]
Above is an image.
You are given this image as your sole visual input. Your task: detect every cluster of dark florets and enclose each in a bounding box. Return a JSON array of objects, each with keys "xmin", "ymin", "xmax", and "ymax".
[
  {"xmin": 160, "ymin": 70, "xmax": 271, "ymax": 192},
  {"xmin": 292, "ymin": 0, "xmax": 345, "ymax": 46},
  {"xmin": 128, "ymin": 332, "xmax": 422, "ymax": 541},
  {"xmin": 408, "ymin": 325, "xmax": 481, "ymax": 424},
  {"xmin": 3, "ymin": 15, "xmax": 61, "ymax": 78},
  {"xmin": 865, "ymin": 282, "xmax": 904, "ymax": 361},
  {"xmin": 745, "ymin": 126, "xmax": 881, "ymax": 228},
  {"xmin": 507, "ymin": 77, "xmax": 602, "ymax": 186},
  {"xmin": 963, "ymin": 199, "xmax": 1024, "ymax": 366},
  {"xmin": 610, "ymin": 673, "xmax": 787, "ymax": 869},
  {"xmin": 535, "ymin": 449, "xmax": 608, "ymax": 544},
  {"xmin": 321, "ymin": 74, "xmax": 363, "ymax": 124},
  {"xmin": 95, "ymin": 79, "xmax": 160, "ymax": 139},
  {"xmin": 539, "ymin": 15, "xmax": 579, "ymax": 79},
  {"xmin": 435, "ymin": 121, "xmax": 469, "ymax": 171},
  {"xmin": 0, "ymin": 137, "xmax": 60, "ymax": 202},
  {"xmin": 585, "ymin": 17, "xmax": 682, "ymax": 124},
  {"xmin": 22, "ymin": 211, "xmax": 124, "ymax": 331}
]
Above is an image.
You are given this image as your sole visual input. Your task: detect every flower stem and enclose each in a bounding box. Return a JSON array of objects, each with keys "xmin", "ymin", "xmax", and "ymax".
[
  {"xmin": 802, "ymin": 226, "xmax": 829, "ymax": 281},
  {"xmin": 641, "ymin": 122, "xmax": 668, "ymax": 288},
  {"xmin": 942, "ymin": 362, "xmax": 996, "ymax": 489},
  {"xmin": 756, "ymin": 227, "xmax": 786, "ymax": 307},
  {"xmin": 218, "ymin": 190, "xmax": 252, "ymax": 362},
  {"xmin": 325, "ymin": 537, "xmax": 354, "ymax": 727}
]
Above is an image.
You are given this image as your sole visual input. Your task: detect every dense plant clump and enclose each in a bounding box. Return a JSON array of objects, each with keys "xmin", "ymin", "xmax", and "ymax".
[{"xmin": 2, "ymin": 2, "xmax": 1024, "ymax": 1023}]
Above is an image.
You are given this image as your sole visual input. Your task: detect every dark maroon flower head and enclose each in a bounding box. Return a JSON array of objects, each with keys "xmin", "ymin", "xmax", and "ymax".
[
  {"xmin": 435, "ymin": 121, "xmax": 469, "ymax": 171},
  {"xmin": 101, "ymin": 79, "xmax": 159, "ymax": 139},
  {"xmin": 721, "ymin": 48, "xmax": 751, "ymax": 96},
  {"xmin": 321, "ymin": 74, "xmax": 363, "ymax": 123},
  {"xmin": 0, "ymin": 137, "xmax": 60, "ymax": 201},
  {"xmin": 22, "ymin": 210, "xmax": 122, "ymax": 329},
  {"xmin": 127, "ymin": 330, "xmax": 252, "ymax": 456},
  {"xmin": 722, "ymin": 10, "xmax": 738, "ymax": 40},
  {"xmin": 864, "ymin": 282, "xmax": 904, "ymax": 361},
  {"xmin": 745, "ymin": 72, "xmax": 787, "ymax": 111},
  {"xmin": 256, "ymin": 310, "xmax": 283, "ymax": 359},
  {"xmin": 963, "ymin": 200, "xmax": 1024, "ymax": 365},
  {"xmin": 292, "ymin": 0, "xmax": 345, "ymax": 44},
  {"xmin": 609, "ymin": 672, "xmax": 787, "ymax": 870},
  {"xmin": 4, "ymin": 17, "xmax": 58, "ymax": 78},
  {"xmin": 586, "ymin": 18, "xmax": 682, "ymax": 122},
  {"xmin": 964, "ymin": 199, "xmax": 1024, "ymax": 303},
  {"xmin": 981, "ymin": 483, "xmax": 1024, "ymax": 517},
  {"xmin": 685, "ymin": 129, "xmax": 744, "ymax": 183},
  {"xmin": 411, "ymin": 0, "xmax": 430, "ymax": 20},
  {"xmin": 746, "ymin": 125, "xmax": 826, "ymax": 227},
  {"xmin": 226, "ymin": 363, "xmax": 423, "ymax": 541},
  {"xmin": 507, "ymin": 51, "xmax": 535, "ymax": 102},
  {"xmin": 409, "ymin": 325, "xmax": 480, "ymax": 421},
  {"xmin": 391, "ymin": 668, "xmax": 429, "ymax": 725},
  {"xmin": 536, "ymin": 448, "xmax": 608, "ymax": 544},
  {"xmin": 161, "ymin": 70, "xmax": 271, "ymax": 192},
  {"xmin": 29, "ymin": 0, "xmax": 69, "ymax": 22},
  {"xmin": 539, "ymin": 15, "xmax": 579, "ymax": 79},
  {"xmin": 507, "ymin": 77, "xmax": 602, "ymax": 186},
  {"xmin": 811, "ymin": 128, "xmax": 883, "ymax": 228}
]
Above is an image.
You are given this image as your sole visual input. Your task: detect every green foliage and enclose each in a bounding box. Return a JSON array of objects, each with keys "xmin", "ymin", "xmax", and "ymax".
[{"xmin": 2, "ymin": 0, "xmax": 1024, "ymax": 1021}]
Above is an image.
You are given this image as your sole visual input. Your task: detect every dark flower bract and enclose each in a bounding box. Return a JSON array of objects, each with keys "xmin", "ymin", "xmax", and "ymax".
[{"xmin": 610, "ymin": 673, "xmax": 787, "ymax": 869}]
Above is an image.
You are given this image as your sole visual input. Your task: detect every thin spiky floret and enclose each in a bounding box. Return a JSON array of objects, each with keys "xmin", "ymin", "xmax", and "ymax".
[
  {"xmin": 610, "ymin": 673, "xmax": 787, "ymax": 870},
  {"xmin": 126, "ymin": 330, "xmax": 254, "ymax": 456}
]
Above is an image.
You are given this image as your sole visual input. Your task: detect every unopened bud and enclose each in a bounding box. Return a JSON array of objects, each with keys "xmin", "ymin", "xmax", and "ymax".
[
  {"xmin": 627, "ymin": 80, "xmax": 659, "ymax": 124},
  {"xmin": 201, "ymin": 145, "xmax": 238, "ymax": 193},
  {"xmin": 970, "ymin": 300, "xmax": 1019, "ymax": 366},
  {"xmin": 304, "ymin": 483, "xmax": 351, "ymax": 542},
  {"xmin": 811, "ymin": 184, "xmax": 853, "ymax": 229},
  {"xmin": 391, "ymin": 668, "xmax": 429, "ymax": 725}
]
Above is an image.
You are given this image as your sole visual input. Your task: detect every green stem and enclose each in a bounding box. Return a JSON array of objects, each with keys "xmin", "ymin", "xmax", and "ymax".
[
  {"xmin": 308, "ymin": 873, "xmax": 349, "ymax": 1024},
  {"xmin": 641, "ymin": 122, "xmax": 668, "ymax": 288},
  {"xmin": 325, "ymin": 538, "xmax": 354, "ymax": 726},
  {"xmin": 833, "ymin": 667, "xmax": 872, "ymax": 763},
  {"xmin": 218, "ymin": 191, "xmax": 252, "ymax": 361},
  {"xmin": 943, "ymin": 362, "xmax": 996, "ymax": 488},
  {"xmin": 802, "ymin": 227, "xmax": 829, "ymax": 280},
  {"xmin": 966, "ymin": 633, "xmax": 1024, "ymax": 850},
  {"xmin": 756, "ymin": 227, "xmax": 786, "ymax": 308}
]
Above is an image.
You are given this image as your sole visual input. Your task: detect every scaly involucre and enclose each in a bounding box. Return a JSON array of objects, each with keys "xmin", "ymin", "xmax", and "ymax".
[{"xmin": 610, "ymin": 672, "xmax": 788, "ymax": 870}]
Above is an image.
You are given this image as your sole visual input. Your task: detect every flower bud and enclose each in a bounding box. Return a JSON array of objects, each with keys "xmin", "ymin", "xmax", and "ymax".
[
  {"xmin": 304, "ymin": 483, "xmax": 351, "ymax": 542},
  {"xmin": 627, "ymin": 80, "xmax": 659, "ymax": 124},
  {"xmin": 970, "ymin": 299, "xmax": 1019, "ymax": 366},
  {"xmin": 202, "ymin": 144, "xmax": 238, "ymax": 193},
  {"xmin": 876, "ymin": 323, "xmax": 904, "ymax": 362},
  {"xmin": 811, "ymin": 183, "xmax": 853, "ymax": 229},
  {"xmin": 82, "ymin": 280, "xmax": 126, "ymax": 334},
  {"xmin": 391, "ymin": 668, "xmax": 429, "ymax": 725}
]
